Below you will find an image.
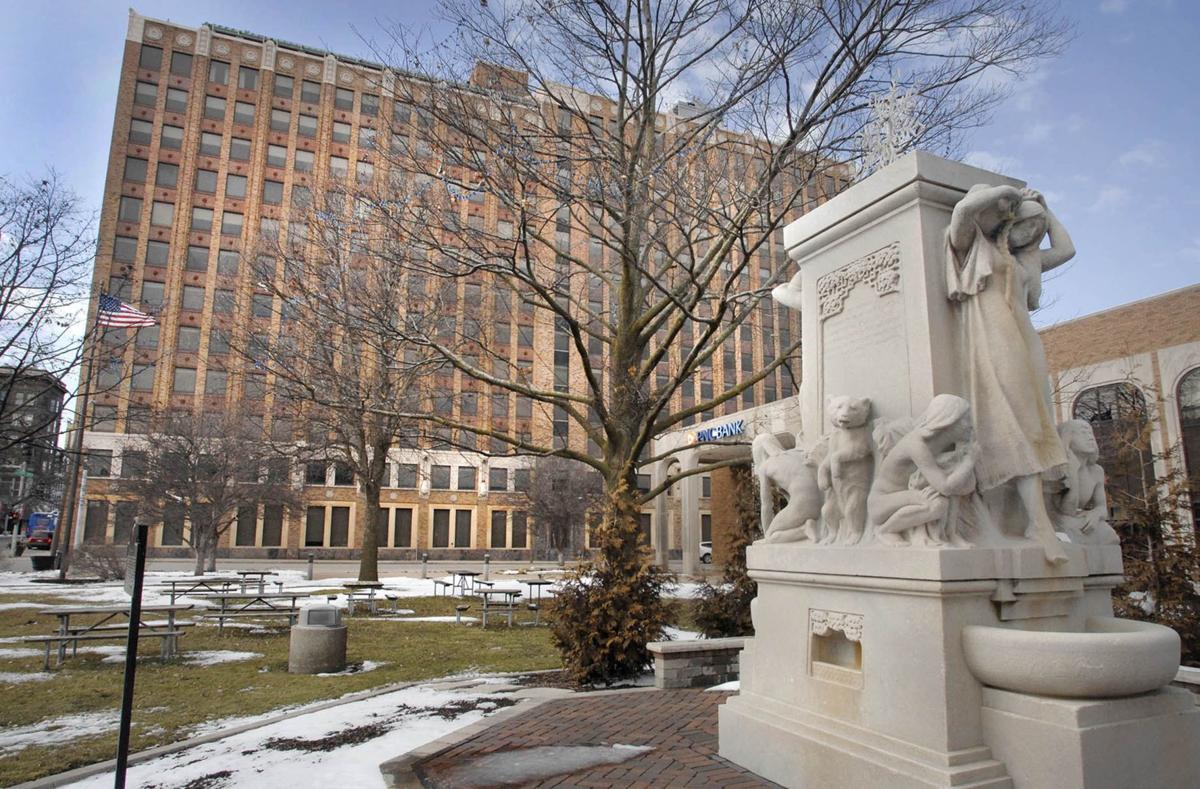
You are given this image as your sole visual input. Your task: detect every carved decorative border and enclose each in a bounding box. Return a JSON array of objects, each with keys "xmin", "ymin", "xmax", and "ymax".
[
  {"xmin": 816, "ymin": 242, "xmax": 901, "ymax": 321},
  {"xmin": 810, "ymin": 608, "xmax": 863, "ymax": 642}
]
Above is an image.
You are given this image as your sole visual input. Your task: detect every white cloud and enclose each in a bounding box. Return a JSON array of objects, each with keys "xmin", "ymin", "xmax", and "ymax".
[
  {"xmin": 962, "ymin": 150, "xmax": 1020, "ymax": 175},
  {"xmin": 1100, "ymin": 0, "xmax": 1131, "ymax": 13},
  {"xmin": 1117, "ymin": 139, "xmax": 1167, "ymax": 168},
  {"xmin": 1089, "ymin": 185, "xmax": 1130, "ymax": 213}
]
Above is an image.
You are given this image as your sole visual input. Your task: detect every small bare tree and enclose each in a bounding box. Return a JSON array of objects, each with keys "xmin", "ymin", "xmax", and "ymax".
[
  {"xmin": 525, "ymin": 456, "xmax": 604, "ymax": 562},
  {"xmin": 118, "ymin": 409, "xmax": 300, "ymax": 575},
  {"xmin": 243, "ymin": 186, "xmax": 446, "ymax": 581},
  {"xmin": 362, "ymin": 0, "xmax": 1068, "ymax": 682}
]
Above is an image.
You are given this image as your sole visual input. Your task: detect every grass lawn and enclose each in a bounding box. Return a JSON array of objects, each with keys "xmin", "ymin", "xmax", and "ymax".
[{"xmin": 0, "ymin": 592, "xmax": 560, "ymax": 785}]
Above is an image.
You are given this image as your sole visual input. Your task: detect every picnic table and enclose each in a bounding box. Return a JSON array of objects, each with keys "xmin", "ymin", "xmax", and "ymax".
[
  {"xmin": 157, "ymin": 577, "xmax": 238, "ymax": 604},
  {"xmin": 452, "ymin": 570, "xmax": 482, "ymax": 596},
  {"xmin": 479, "ymin": 587, "xmax": 523, "ymax": 627},
  {"xmin": 235, "ymin": 570, "xmax": 280, "ymax": 594},
  {"xmin": 193, "ymin": 591, "xmax": 310, "ymax": 634},
  {"xmin": 521, "ymin": 579, "xmax": 553, "ymax": 602},
  {"xmin": 27, "ymin": 604, "xmax": 194, "ymax": 669},
  {"xmin": 343, "ymin": 581, "xmax": 390, "ymax": 615}
]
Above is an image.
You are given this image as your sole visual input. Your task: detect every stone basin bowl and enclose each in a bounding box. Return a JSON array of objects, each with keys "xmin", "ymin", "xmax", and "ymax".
[{"xmin": 962, "ymin": 617, "xmax": 1180, "ymax": 699}]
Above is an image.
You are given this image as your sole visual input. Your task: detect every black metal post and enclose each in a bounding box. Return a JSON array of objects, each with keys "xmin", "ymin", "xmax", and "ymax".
[{"xmin": 115, "ymin": 523, "xmax": 148, "ymax": 789}]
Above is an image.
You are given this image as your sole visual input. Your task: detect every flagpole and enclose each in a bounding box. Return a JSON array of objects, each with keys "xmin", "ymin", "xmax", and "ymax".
[{"xmin": 52, "ymin": 305, "xmax": 100, "ymax": 578}]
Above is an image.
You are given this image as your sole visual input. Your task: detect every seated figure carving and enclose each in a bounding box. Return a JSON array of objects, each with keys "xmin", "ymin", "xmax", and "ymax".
[
  {"xmin": 753, "ymin": 432, "xmax": 825, "ymax": 543},
  {"xmin": 868, "ymin": 394, "xmax": 979, "ymax": 546},
  {"xmin": 1047, "ymin": 419, "xmax": 1120, "ymax": 546}
]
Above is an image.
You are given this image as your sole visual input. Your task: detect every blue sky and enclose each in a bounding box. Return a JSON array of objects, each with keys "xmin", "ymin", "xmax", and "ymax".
[{"xmin": 1, "ymin": 0, "xmax": 1196, "ymax": 328}]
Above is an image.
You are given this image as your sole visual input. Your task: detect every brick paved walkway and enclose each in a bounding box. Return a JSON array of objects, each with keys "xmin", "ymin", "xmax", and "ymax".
[{"xmin": 414, "ymin": 689, "xmax": 780, "ymax": 788}]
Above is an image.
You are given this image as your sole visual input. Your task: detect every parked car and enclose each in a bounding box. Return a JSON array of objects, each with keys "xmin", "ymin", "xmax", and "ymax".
[
  {"xmin": 22, "ymin": 512, "xmax": 57, "ymax": 551},
  {"xmin": 700, "ymin": 540, "xmax": 713, "ymax": 564}
]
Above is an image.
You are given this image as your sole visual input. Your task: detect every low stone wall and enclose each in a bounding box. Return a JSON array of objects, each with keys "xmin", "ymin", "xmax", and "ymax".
[{"xmin": 647, "ymin": 637, "xmax": 745, "ymax": 689}]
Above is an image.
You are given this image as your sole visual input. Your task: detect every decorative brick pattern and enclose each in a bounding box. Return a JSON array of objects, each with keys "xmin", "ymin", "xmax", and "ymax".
[
  {"xmin": 648, "ymin": 639, "xmax": 744, "ymax": 689},
  {"xmin": 415, "ymin": 689, "xmax": 779, "ymax": 787}
]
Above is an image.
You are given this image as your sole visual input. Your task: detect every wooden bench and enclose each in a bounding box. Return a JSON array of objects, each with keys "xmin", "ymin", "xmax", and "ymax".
[
  {"xmin": 23, "ymin": 627, "xmax": 191, "ymax": 670},
  {"xmin": 432, "ymin": 579, "xmax": 453, "ymax": 597},
  {"xmin": 346, "ymin": 592, "xmax": 378, "ymax": 615}
]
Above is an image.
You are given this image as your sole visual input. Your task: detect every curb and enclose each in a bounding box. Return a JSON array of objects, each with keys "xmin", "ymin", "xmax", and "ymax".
[
  {"xmin": 14, "ymin": 670, "xmax": 564, "ymax": 789},
  {"xmin": 379, "ymin": 685, "xmax": 660, "ymax": 788}
]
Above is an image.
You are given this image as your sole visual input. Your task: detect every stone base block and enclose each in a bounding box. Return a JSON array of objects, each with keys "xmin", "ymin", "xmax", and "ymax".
[
  {"xmin": 980, "ymin": 686, "xmax": 1200, "ymax": 789},
  {"xmin": 719, "ymin": 692, "xmax": 1012, "ymax": 788},
  {"xmin": 288, "ymin": 624, "xmax": 347, "ymax": 674}
]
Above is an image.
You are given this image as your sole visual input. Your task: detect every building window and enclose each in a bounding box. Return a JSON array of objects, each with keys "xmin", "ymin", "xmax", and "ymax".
[
  {"xmin": 430, "ymin": 465, "xmax": 451, "ymax": 490},
  {"xmin": 238, "ymin": 66, "xmax": 259, "ymax": 90},
  {"xmin": 335, "ymin": 87, "xmax": 354, "ymax": 110},
  {"xmin": 185, "ymin": 245, "xmax": 208, "ymax": 272},
  {"xmin": 170, "ymin": 51, "xmax": 193, "ymax": 77},
  {"xmin": 195, "ymin": 169, "xmax": 217, "ymax": 193},
  {"xmin": 138, "ymin": 44, "xmax": 162, "ymax": 69},
  {"xmin": 177, "ymin": 325, "xmax": 201, "ymax": 352},
  {"xmin": 488, "ymin": 467, "xmax": 508, "ymax": 492},
  {"xmin": 226, "ymin": 174, "xmax": 248, "ymax": 199},
  {"xmin": 329, "ymin": 156, "xmax": 349, "ymax": 179},
  {"xmin": 294, "ymin": 149, "xmax": 314, "ymax": 172},
  {"xmin": 262, "ymin": 180, "xmax": 284, "ymax": 205},
  {"xmin": 332, "ymin": 121, "xmax": 351, "ymax": 143},
  {"xmin": 135, "ymin": 325, "xmax": 158, "ymax": 349},
  {"xmin": 155, "ymin": 162, "xmax": 178, "ymax": 188},
  {"xmin": 457, "ymin": 466, "xmax": 477, "ymax": 491},
  {"xmin": 118, "ymin": 196, "xmax": 142, "ymax": 223},
  {"xmin": 431, "ymin": 508, "xmax": 473, "ymax": 548},
  {"xmin": 85, "ymin": 449, "xmax": 113, "ymax": 478},
  {"xmin": 134, "ymin": 81, "xmax": 157, "ymax": 107},
  {"xmin": 129, "ymin": 118, "xmax": 153, "ymax": 145},
  {"xmin": 298, "ymin": 114, "xmax": 317, "ymax": 138},
  {"xmin": 233, "ymin": 101, "xmax": 255, "ymax": 126},
  {"xmin": 165, "ymin": 88, "xmax": 188, "ymax": 113},
  {"xmin": 159, "ymin": 125, "xmax": 183, "ymax": 151},
  {"xmin": 199, "ymin": 132, "xmax": 222, "ymax": 156},
  {"xmin": 173, "ymin": 367, "xmax": 196, "ymax": 393},
  {"xmin": 356, "ymin": 162, "xmax": 374, "ymax": 184},
  {"xmin": 269, "ymin": 109, "xmax": 291, "ymax": 133},
  {"xmin": 702, "ymin": 513, "xmax": 712, "ymax": 542},
  {"xmin": 361, "ymin": 93, "xmax": 379, "ymax": 116},
  {"xmin": 274, "ymin": 74, "xmax": 294, "ymax": 99},
  {"xmin": 235, "ymin": 506, "xmax": 257, "ymax": 546},
  {"xmin": 251, "ymin": 293, "xmax": 272, "ymax": 318},
  {"xmin": 113, "ymin": 236, "xmax": 137, "ymax": 262},
  {"xmin": 204, "ymin": 95, "xmax": 226, "ymax": 120},
  {"xmin": 702, "ymin": 476, "xmax": 712, "ymax": 497},
  {"xmin": 92, "ymin": 405, "xmax": 117, "ymax": 432},
  {"xmin": 145, "ymin": 240, "xmax": 169, "ymax": 266},
  {"xmin": 333, "ymin": 463, "xmax": 354, "ymax": 486},
  {"xmin": 122, "ymin": 156, "xmax": 146, "ymax": 183},
  {"xmin": 131, "ymin": 363, "xmax": 155, "ymax": 391},
  {"xmin": 191, "ymin": 207, "xmax": 213, "ymax": 231},
  {"xmin": 305, "ymin": 462, "xmax": 327, "ymax": 486},
  {"xmin": 220, "ymin": 211, "xmax": 244, "ymax": 236},
  {"xmin": 396, "ymin": 463, "xmax": 418, "ymax": 488},
  {"xmin": 140, "ymin": 281, "xmax": 164, "ymax": 308},
  {"xmin": 176, "ymin": 285, "xmax": 203, "ymax": 312},
  {"xmin": 514, "ymin": 468, "xmax": 531, "ymax": 492},
  {"xmin": 121, "ymin": 450, "xmax": 147, "ymax": 479},
  {"xmin": 83, "ymin": 501, "xmax": 109, "ymax": 545},
  {"xmin": 209, "ymin": 60, "xmax": 230, "ymax": 84},
  {"xmin": 300, "ymin": 80, "xmax": 321, "ymax": 103},
  {"xmin": 393, "ymin": 508, "xmax": 413, "ymax": 547},
  {"xmin": 213, "ymin": 289, "xmax": 235, "ymax": 314},
  {"xmin": 217, "ymin": 249, "xmax": 239, "ymax": 275},
  {"xmin": 1179, "ymin": 368, "xmax": 1200, "ymax": 526},
  {"xmin": 205, "ymin": 369, "xmax": 227, "ymax": 395},
  {"xmin": 150, "ymin": 201, "xmax": 174, "ymax": 227},
  {"xmin": 489, "ymin": 510, "xmax": 529, "ymax": 549}
]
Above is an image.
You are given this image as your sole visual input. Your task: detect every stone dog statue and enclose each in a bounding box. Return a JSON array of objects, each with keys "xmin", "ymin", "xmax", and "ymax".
[{"xmin": 818, "ymin": 396, "xmax": 874, "ymax": 545}]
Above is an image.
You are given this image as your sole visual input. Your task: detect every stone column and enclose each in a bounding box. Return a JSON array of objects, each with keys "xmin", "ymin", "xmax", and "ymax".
[
  {"xmin": 679, "ymin": 450, "xmax": 700, "ymax": 576},
  {"xmin": 651, "ymin": 461, "xmax": 670, "ymax": 567}
]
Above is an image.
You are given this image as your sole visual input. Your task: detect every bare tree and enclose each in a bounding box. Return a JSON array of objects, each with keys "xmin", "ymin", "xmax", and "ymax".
[
  {"xmin": 525, "ymin": 456, "xmax": 604, "ymax": 562},
  {"xmin": 118, "ymin": 409, "xmax": 300, "ymax": 575},
  {"xmin": 244, "ymin": 188, "xmax": 446, "ymax": 581},
  {"xmin": 353, "ymin": 0, "xmax": 1068, "ymax": 681}
]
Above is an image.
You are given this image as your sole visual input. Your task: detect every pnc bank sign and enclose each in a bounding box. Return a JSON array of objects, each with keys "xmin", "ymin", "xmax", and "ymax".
[{"xmin": 694, "ymin": 419, "xmax": 745, "ymax": 443}]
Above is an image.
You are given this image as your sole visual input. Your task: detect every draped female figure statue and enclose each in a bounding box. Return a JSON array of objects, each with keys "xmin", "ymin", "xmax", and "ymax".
[{"xmin": 945, "ymin": 184, "xmax": 1075, "ymax": 564}]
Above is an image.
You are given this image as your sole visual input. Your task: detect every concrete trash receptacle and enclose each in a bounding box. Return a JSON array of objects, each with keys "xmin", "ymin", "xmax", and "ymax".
[{"xmin": 288, "ymin": 604, "xmax": 347, "ymax": 674}]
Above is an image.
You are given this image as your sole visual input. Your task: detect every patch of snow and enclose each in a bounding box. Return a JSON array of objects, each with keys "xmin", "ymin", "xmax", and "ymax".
[
  {"xmin": 662, "ymin": 626, "xmax": 701, "ymax": 641},
  {"xmin": 0, "ymin": 648, "xmax": 41, "ymax": 659},
  {"xmin": 390, "ymin": 616, "xmax": 479, "ymax": 623},
  {"xmin": 0, "ymin": 602, "xmax": 40, "ymax": 610},
  {"xmin": 64, "ymin": 684, "xmax": 515, "ymax": 789},
  {"xmin": 0, "ymin": 710, "xmax": 120, "ymax": 755},
  {"xmin": 316, "ymin": 660, "xmax": 388, "ymax": 677},
  {"xmin": 0, "ymin": 671, "xmax": 52, "ymax": 684},
  {"xmin": 182, "ymin": 650, "xmax": 263, "ymax": 667},
  {"xmin": 706, "ymin": 680, "xmax": 740, "ymax": 692}
]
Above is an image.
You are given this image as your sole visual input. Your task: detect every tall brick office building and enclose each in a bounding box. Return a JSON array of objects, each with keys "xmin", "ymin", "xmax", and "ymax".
[{"xmin": 77, "ymin": 11, "xmax": 834, "ymax": 562}]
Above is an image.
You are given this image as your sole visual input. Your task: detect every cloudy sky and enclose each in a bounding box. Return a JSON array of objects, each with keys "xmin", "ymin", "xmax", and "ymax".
[{"xmin": 1, "ymin": 0, "xmax": 1196, "ymax": 328}]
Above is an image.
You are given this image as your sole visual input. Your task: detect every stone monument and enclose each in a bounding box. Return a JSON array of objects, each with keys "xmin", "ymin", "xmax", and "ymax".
[{"xmin": 719, "ymin": 152, "xmax": 1200, "ymax": 788}]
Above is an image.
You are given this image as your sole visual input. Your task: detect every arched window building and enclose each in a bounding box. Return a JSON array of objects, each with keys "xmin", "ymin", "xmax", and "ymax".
[
  {"xmin": 1178, "ymin": 367, "xmax": 1200, "ymax": 527},
  {"xmin": 1072, "ymin": 383, "xmax": 1154, "ymax": 525}
]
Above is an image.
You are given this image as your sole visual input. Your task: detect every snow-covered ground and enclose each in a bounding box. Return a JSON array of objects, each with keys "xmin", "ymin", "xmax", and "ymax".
[{"xmin": 61, "ymin": 680, "xmax": 529, "ymax": 789}]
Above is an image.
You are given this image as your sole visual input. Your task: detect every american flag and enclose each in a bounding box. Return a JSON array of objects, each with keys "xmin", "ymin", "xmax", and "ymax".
[{"xmin": 96, "ymin": 293, "xmax": 157, "ymax": 327}]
